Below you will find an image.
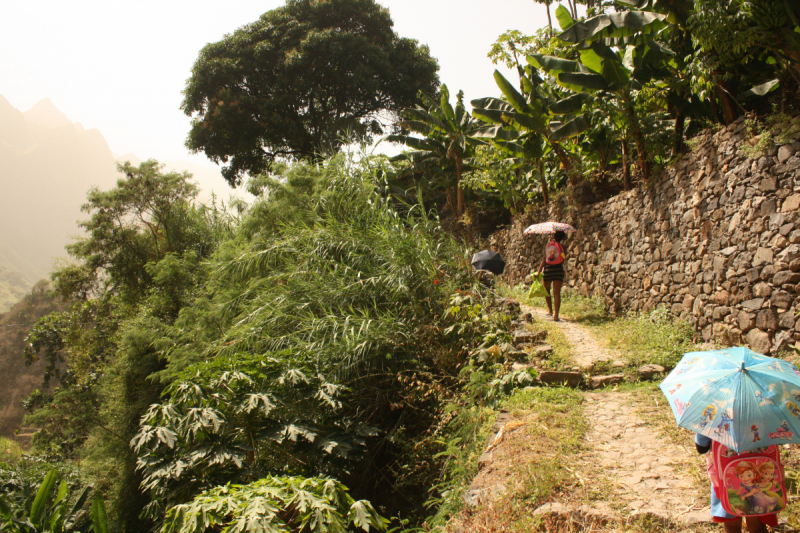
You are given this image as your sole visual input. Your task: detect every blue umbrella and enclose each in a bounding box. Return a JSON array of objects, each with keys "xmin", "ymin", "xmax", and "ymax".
[{"xmin": 660, "ymin": 346, "xmax": 800, "ymax": 452}]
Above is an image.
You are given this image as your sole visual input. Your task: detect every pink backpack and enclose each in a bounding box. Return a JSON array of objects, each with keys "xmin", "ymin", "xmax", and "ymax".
[{"xmin": 708, "ymin": 440, "xmax": 786, "ymax": 517}]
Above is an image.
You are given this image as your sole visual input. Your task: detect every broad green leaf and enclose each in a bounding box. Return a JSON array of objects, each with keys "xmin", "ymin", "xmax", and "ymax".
[
  {"xmin": 66, "ymin": 486, "xmax": 92, "ymax": 528},
  {"xmin": 556, "ymin": 72, "xmax": 610, "ymax": 92},
  {"xmin": 440, "ymin": 85, "xmax": 455, "ymax": 122},
  {"xmin": 549, "ymin": 114, "xmax": 592, "ymax": 141},
  {"xmin": 0, "ymin": 494, "xmax": 11, "ymax": 519},
  {"xmin": 30, "ymin": 468, "xmax": 58, "ymax": 525},
  {"xmin": 739, "ymin": 79, "xmax": 780, "ymax": 99},
  {"xmin": 471, "ymin": 108, "xmax": 512, "ymax": 127},
  {"xmin": 470, "ymin": 125, "xmax": 521, "ymax": 140},
  {"xmin": 601, "ymin": 54, "xmax": 630, "ymax": 88},
  {"xmin": 578, "ymin": 47, "xmax": 604, "ymax": 74},
  {"xmin": 91, "ymin": 496, "xmax": 109, "ymax": 533},
  {"xmin": 555, "ymin": 4, "xmax": 575, "ymax": 30},
  {"xmin": 493, "ymin": 70, "xmax": 529, "ymax": 114},
  {"xmin": 557, "ymin": 11, "xmax": 667, "ymax": 43},
  {"xmin": 549, "ymin": 93, "xmax": 592, "ymax": 114},
  {"xmin": 527, "ymin": 54, "xmax": 584, "ymax": 76},
  {"xmin": 470, "ymin": 97, "xmax": 515, "ymax": 114}
]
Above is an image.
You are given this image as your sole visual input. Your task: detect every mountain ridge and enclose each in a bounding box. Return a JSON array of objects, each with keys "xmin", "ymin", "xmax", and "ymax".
[{"xmin": 0, "ymin": 96, "xmax": 247, "ymax": 311}]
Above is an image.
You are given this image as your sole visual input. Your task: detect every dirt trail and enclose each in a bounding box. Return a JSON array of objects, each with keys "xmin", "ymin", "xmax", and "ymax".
[
  {"xmin": 523, "ymin": 305, "xmax": 619, "ymax": 371},
  {"xmin": 524, "ymin": 305, "xmax": 712, "ymax": 527}
]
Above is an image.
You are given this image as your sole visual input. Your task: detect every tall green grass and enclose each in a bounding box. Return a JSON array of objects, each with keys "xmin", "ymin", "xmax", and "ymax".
[{"xmin": 601, "ymin": 307, "xmax": 694, "ymax": 369}]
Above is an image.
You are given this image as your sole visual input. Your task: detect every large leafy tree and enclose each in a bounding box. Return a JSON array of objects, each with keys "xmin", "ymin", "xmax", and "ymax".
[{"xmin": 182, "ymin": 0, "xmax": 439, "ymax": 186}]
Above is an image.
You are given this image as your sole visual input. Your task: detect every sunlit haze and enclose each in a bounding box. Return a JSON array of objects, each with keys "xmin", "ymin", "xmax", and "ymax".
[{"xmin": 1, "ymin": 0, "xmax": 549, "ymax": 168}]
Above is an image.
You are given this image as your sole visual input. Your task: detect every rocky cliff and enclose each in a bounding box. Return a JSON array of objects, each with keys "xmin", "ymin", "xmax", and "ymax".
[{"xmin": 489, "ymin": 115, "xmax": 800, "ymax": 354}]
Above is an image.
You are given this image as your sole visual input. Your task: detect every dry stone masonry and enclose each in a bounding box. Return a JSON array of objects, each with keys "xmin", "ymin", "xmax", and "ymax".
[{"xmin": 489, "ymin": 116, "xmax": 800, "ymax": 353}]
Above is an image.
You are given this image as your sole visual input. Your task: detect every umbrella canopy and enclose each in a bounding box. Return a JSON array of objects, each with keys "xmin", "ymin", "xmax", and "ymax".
[
  {"xmin": 471, "ymin": 250, "xmax": 505, "ymax": 275},
  {"xmin": 660, "ymin": 346, "xmax": 800, "ymax": 452},
  {"xmin": 523, "ymin": 221, "xmax": 576, "ymax": 235}
]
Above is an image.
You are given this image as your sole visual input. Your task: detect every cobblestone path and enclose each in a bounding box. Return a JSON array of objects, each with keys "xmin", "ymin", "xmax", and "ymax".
[
  {"xmin": 578, "ymin": 392, "xmax": 711, "ymax": 526},
  {"xmin": 524, "ymin": 306, "xmax": 713, "ymax": 528}
]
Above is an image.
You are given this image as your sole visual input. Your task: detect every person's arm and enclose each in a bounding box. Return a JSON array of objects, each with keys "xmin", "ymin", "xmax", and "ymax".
[
  {"xmin": 695, "ymin": 433, "xmax": 711, "ymax": 454},
  {"xmin": 538, "ymin": 257, "xmax": 546, "ymax": 274}
]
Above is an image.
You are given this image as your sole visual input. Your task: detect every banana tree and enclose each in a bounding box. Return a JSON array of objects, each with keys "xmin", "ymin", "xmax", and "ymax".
[
  {"xmin": 556, "ymin": 5, "xmax": 713, "ymax": 154},
  {"xmin": 387, "ymin": 85, "xmax": 486, "ymax": 217},
  {"xmin": 529, "ymin": 36, "xmax": 672, "ymax": 182},
  {"xmin": 471, "ymin": 67, "xmax": 592, "ymax": 187},
  {"xmin": 0, "ymin": 468, "xmax": 108, "ymax": 533}
]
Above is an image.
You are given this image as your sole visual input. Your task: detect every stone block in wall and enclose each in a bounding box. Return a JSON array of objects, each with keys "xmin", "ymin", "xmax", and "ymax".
[
  {"xmin": 753, "ymin": 282, "xmax": 773, "ymax": 298},
  {"xmin": 756, "ymin": 309, "xmax": 779, "ymax": 331},
  {"xmin": 778, "ymin": 244, "xmax": 800, "ymax": 263},
  {"xmin": 741, "ymin": 298, "xmax": 765, "ymax": 310},
  {"xmin": 753, "ymin": 248, "xmax": 774, "ymax": 267},
  {"xmin": 771, "ymin": 290, "xmax": 793, "ymax": 309},
  {"xmin": 774, "ymin": 330, "xmax": 794, "ymax": 352},
  {"xmin": 746, "ymin": 328, "xmax": 772, "ymax": 354},
  {"xmin": 779, "ymin": 309, "xmax": 796, "ymax": 330},
  {"xmin": 782, "ymin": 193, "xmax": 800, "ymax": 212},
  {"xmin": 738, "ymin": 311, "xmax": 756, "ymax": 332},
  {"xmin": 711, "ymin": 290, "xmax": 730, "ymax": 306}
]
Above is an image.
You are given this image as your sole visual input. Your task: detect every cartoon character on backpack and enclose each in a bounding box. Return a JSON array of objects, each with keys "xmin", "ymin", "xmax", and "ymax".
[
  {"xmin": 732, "ymin": 461, "xmax": 781, "ymax": 514},
  {"xmin": 709, "ymin": 441, "xmax": 786, "ymax": 517}
]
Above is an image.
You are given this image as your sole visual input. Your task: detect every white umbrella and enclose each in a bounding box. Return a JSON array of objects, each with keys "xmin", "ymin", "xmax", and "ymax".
[{"xmin": 523, "ymin": 221, "xmax": 576, "ymax": 235}]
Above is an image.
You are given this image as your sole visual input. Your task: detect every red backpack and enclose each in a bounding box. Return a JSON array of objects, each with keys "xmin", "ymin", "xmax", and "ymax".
[{"xmin": 708, "ymin": 440, "xmax": 786, "ymax": 517}]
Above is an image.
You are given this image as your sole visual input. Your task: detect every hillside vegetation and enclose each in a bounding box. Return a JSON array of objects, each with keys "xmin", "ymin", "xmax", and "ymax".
[{"xmin": 2, "ymin": 0, "xmax": 799, "ymax": 532}]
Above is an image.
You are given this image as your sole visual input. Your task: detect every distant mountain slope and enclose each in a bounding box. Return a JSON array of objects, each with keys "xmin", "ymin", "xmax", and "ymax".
[
  {"xmin": 0, "ymin": 95, "xmax": 119, "ymax": 277},
  {"xmin": 0, "ymin": 245, "xmax": 42, "ymax": 312},
  {"xmin": 0, "ymin": 96, "xmax": 248, "ymax": 311}
]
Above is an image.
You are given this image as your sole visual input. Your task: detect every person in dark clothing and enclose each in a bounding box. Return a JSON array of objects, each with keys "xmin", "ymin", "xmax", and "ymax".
[{"xmin": 537, "ymin": 230, "xmax": 567, "ymax": 322}]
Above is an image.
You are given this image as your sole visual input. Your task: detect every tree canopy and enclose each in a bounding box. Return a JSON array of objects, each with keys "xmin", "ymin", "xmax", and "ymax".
[{"xmin": 182, "ymin": 0, "xmax": 440, "ymax": 186}]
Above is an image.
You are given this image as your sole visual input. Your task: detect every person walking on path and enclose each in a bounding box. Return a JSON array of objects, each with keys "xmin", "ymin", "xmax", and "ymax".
[{"xmin": 537, "ymin": 230, "xmax": 567, "ymax": 322}]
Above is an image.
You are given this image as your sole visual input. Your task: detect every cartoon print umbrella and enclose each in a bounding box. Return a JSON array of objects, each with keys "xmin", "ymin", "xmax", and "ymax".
[
  {"xmin": 523, "ymin": 221, "xmax": 576, "ymax": 235},
  {"xmin": 660, "ymin": 346, "xmax": 800, "ymax": 453},
  {"xmin": 471, "ymin": 250, "xmax": 505, "ymax": 275}
]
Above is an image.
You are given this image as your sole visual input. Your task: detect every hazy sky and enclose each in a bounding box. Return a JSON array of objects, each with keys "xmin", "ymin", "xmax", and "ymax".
[{"xmin": 1, "ymin": 0, "xmax": 551, "ymax": 168}]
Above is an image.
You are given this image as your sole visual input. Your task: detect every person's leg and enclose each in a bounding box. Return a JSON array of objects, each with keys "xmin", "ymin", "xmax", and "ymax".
[
  {"xmin": 744, "ymin": 517, "xmax": 768, "ymax": 533},
  {"xmin": 722, "ymin": 518, "xmax": 743, "ymax": 533},
  {"xmin": 543, "ymin": 280, "xmax": 553, "ymax": 315},
  {"xmin": 553, "ymin": 280, "xmax": 563, "ymax": 321}
]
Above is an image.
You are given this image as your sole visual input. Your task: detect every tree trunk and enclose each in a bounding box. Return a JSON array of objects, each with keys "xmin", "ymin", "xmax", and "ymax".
[
  {"xmin": 716, "ymin": 86, "xmax": 737, "ymax": 125},
  {"xmin": 622, "ymin": 92, "xmax": 651, "ymax": 182},
  {"xmin": 539, "ymin": 161, "xmax": 549, "ymax": 207},
  {"xmin": 672, "ymin": 109, "xmax": 686, "ymax": 157},
  {"xmin": 545, "ymin": 1, "xmax": 553, "ymax": 38},
  {"xmin": 455, "ymin": 157, "xmax": 464, "ymax": 217},
  {"xmin": 549, "ymin": 141, "xmax": 574, "ymax": 185},
  {"xmin": 621, "ymin": 139, "xmax": 631, "ymax": 191}
]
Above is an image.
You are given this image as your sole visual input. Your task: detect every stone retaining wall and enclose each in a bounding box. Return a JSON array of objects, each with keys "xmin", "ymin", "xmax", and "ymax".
[{"xmin": 487, "ymin": 116, "xmax": 800, "ymax": 354}]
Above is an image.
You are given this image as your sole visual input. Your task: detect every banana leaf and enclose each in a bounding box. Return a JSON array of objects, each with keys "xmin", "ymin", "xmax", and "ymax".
[
  {"xmin": 739, "ymin": 79, "xmax": 780, "ymax": 100},
  {"xmin": 557, "ymin": 11, "xmax": 667, "ymax": 43},
  {"xmin": 549, "ymin": 114, "xmax": 592, "ymax": 141},
  {"xmin": 527, "ymin": 54, "xmax": 586, "ymax": 76},
  {"xmin": 549, "ymin": 93, "xmax": 592, "ymax": 114},
  {"xmin": 557, "ymin": 72, "xmax": 611, "ymax": 92},
  {"xmin": 555, "ymin": 4, "xmax": 575, "ymax": 30}
]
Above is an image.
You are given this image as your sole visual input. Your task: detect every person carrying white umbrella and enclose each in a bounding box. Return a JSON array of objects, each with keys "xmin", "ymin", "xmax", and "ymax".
[{"xmin": 525, "ymin": 222, "xmax": 576, "ymax": 322}]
